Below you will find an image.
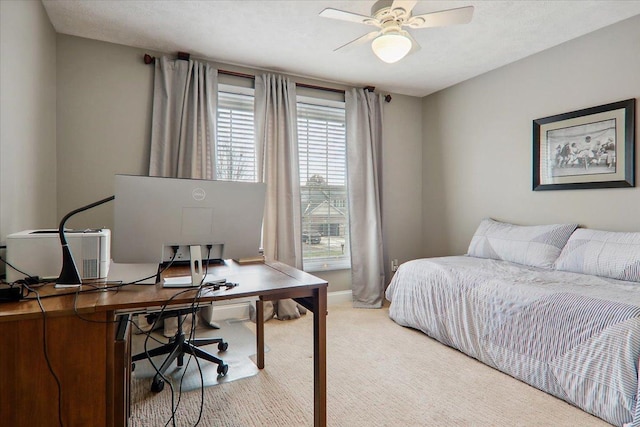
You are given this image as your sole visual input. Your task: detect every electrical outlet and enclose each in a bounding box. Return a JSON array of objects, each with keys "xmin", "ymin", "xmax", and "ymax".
[{"xmin": 391, "ymin": 259, "xmax": 399, "ymax": 272}]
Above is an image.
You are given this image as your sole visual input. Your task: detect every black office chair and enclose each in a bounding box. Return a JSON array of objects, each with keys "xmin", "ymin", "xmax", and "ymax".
[{"xmin": 132, "ymin": 307, "xmax": 229, "ymax": 392}]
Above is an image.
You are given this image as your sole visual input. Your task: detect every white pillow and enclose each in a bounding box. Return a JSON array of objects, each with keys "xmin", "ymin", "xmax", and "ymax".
[
  {"xmin": 467, "ymin": 218, "xmax": 578, "ymax": 269},
  {"xmin": 554, "ymin": 228, "xmax": 640, "ymax": 282}
]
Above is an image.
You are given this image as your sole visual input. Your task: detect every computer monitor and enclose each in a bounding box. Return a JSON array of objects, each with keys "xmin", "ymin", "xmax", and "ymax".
[{"xmin": 112, "ymin": 174, "xmax": 266, "ymax": 271}]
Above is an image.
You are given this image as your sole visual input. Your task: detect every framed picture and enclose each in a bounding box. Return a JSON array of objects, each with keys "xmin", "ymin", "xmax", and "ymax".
[{"xmin": 533, "ymin": 98, "xmax": 635, "ymax": 191}]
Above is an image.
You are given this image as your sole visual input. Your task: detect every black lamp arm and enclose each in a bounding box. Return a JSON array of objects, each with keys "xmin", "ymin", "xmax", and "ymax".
[
  {"xmin": 57, "ymin": 195, "xmax": 115, "ymax": 287},
  {"xmin": 58, "ymin": 195, "xmax": 115, "ymax": 245}
]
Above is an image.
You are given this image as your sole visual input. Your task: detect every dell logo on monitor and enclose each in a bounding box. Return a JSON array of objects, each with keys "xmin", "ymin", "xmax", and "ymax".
[{"xmin": 192, "ymin": 188, "xmax": 206, "ymax": 201}]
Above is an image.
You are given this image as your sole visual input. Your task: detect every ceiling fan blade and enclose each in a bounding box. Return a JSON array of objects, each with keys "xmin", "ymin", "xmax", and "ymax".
[
  {"xmin": 334, "ymin": 31, "xmax": 380, "ymax": 52},
  {"xmin": 391, "ymin": 0, "xmax": 418, "ymax": 14},
  {"xmin": 320, "ymin": 8, "xmax": 380, "ymax": 26},
  {"xmin": 405, "ymin": 6, "xmax": 474, "ymax": 29}
]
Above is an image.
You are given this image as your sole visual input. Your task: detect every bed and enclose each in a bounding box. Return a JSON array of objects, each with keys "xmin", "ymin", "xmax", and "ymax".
[{"xmin": 385, "ymin": 220, "xmax": 640, "ymax": 427}]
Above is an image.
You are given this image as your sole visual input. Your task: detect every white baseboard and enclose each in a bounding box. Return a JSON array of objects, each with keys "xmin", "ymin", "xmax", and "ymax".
[
  {"xmin": 327, "ymin": 290, "xmax": 353, "ymax": 305},
  {"xmin": 208, "ymin": 290, "xmax": 353, "ymax": 321},
  {"xmin": 208, "ymin": 297, "xmax": 254, "ymax": 322}
]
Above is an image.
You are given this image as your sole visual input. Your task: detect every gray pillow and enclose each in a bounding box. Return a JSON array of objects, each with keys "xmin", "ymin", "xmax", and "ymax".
[
  {"xmin": 554, "ymin": 228, "xmax": 640, "ymax": 282},
  {"xmin": 467, "ymin": 218, "xmax": 578, "ymax": 268}
]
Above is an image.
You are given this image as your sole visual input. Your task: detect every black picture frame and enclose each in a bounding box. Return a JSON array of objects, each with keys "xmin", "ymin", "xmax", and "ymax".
[{"xmin": 533, "ymin": 98, "xmax": 635, "ymax": 191}]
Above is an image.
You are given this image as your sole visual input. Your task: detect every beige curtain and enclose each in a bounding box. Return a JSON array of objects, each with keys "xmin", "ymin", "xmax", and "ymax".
[
  {"xmin": 346, "ymin": 88, "xmax": 385, "ymax": 308},
  {"xmin": 149, "ymin": 56, "xmax": 218, "ymax": 179},
  {"xmin": 254, "ymin": 73, "xmax": 305, "ymax": 320},
  {"xmin": 147, "ymin": 56, "xmax": 219, "ymax": 333}
]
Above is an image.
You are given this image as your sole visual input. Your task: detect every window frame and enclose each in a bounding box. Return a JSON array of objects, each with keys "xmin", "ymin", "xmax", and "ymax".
[
  {"xmin": 216, "ymin": 84, "xmax": 257, "ymax": 182},
  {"xmin": 297, "ymin": 95, "xmax": 351, "ymax": 272},
  {"xmin": 215, "ymin": 85, "xmax": 351, "ymax": 272}
]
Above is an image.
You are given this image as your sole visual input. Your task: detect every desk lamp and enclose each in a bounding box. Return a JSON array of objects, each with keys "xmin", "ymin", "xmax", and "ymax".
[{"xmin": 56, "ymin": 195, "xmax": 115, "ymax": 288}]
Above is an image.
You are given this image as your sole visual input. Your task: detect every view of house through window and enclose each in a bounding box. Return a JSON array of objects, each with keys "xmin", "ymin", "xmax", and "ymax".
[{"xmin": 216, "ymin": 86, "xmax": 350, "ymax": 271}]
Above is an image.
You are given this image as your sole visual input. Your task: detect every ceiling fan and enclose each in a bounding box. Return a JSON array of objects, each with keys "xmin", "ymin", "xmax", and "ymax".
[{"xmin": 320, "ymin": 0, "xmax": 474, "ymax": 63}]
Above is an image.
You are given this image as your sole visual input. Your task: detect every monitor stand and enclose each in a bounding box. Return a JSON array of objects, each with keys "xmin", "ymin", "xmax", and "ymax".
[{"xmin": 163, "ymin": 245, "xmax": 221, "ymax": 288}]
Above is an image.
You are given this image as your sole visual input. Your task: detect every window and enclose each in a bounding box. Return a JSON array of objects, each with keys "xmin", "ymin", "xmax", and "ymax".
[
  {"xmin": 215, "ymin": 86, "xmax": 350, "ymax": 271},
  {"xmin": 216, "ymin": 88, "xmax": 256, "ymax": 182},
  {"xmin": 297, "ymin": 98, "xmax": 350, "ymax": 271}
]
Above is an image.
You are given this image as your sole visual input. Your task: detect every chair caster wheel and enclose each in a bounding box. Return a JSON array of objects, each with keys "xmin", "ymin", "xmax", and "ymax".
[
  {"xmin": 217, "ymin": 363, "xmax": 228, "ymax": 376},
  {"xmin": 151, "ymin": 377, "xmax": 165, "ymax": 393},
  {"xmin": 218, "ymin": 341, "xmax": 228, "ymax": 352}
]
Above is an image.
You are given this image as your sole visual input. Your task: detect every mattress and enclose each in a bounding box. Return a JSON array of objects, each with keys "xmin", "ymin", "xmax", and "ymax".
[{"xmin": 385, "ymin": 256, "xmax": 640, "ymax": 426}]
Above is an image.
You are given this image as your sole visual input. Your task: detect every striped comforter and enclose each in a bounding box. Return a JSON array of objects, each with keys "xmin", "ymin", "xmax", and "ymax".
[{"xmin": 385, "ymin": 256, "xmax": 640, "ymax": 426}]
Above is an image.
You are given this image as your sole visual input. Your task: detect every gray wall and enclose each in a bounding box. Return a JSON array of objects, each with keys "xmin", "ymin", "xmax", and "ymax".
[
  {"xmin": 421, "ymin": 15, "xmax": 640, "ymax": 257},
  {"xmin": 382, "ymin": 94, "xmax": 423, "ymax": 278},
  {"xmin": 0, "ymin": 1, "xmax": 57, "ymax": 278},
  {"xmin": 54, "ymin": 35, "xmax": 424, "ymax": 291},
  {"xmin": 0, "ymin": 1, "xmax": 57, "ymax": 243},
  {"xmin": 56, "ymin": 35, "xmax": 154, "ymax": 230}
]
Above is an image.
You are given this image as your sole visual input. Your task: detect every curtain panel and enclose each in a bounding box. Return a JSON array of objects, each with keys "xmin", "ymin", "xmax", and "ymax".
[
  {"xmin": 254, "ymin": 73, "xmax": 305, "ymax": 320},
  {"xmin": 149, "ymin": 56, "xmax": 218, "ymax": 179},
  {"xmin": 254, "ymin": 73, "xmax": 303, "ymax": 270},
  {"xmin": 346, "ymin": 88, "xmax": 385, "ymax": 308}
]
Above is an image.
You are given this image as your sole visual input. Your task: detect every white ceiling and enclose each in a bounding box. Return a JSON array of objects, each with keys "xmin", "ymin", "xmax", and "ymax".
[{"xmin": 42, "ymin": 0, "xmax": 640, "ymax": 97}]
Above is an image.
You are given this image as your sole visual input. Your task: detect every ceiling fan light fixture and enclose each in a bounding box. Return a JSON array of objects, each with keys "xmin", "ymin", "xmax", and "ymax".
[{"xmin": 371, "ymin": 32, "xmax": 412, "ymax": 63}]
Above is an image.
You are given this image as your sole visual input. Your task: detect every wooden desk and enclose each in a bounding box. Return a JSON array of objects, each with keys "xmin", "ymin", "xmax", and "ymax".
[{"xmin": 0, "ymin": 261, "xmax": 328, "ymax": 427}]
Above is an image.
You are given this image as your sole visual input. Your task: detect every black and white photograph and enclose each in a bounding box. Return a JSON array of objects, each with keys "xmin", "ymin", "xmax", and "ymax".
[
  {"xmin": 548, "ymin": 120, "xmax": 617, "ymax": 177},
  {"xmin": 533, "ymin": 98, "xmax": 636, "ymax": 190}
]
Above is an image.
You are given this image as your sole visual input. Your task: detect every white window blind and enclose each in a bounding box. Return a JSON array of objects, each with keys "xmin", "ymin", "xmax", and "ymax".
[
  {"xmin": 297, "ymin": 100, "xmax": 350, "ymax": 271},
  {"xmin": 216, "ymin": 90, "xmax": 256, "ymax": 182}
]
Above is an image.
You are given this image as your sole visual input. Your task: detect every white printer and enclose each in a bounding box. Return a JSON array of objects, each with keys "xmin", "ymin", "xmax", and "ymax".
[{"xmin": 6, "ymin": 229, "xmax": 110, "ymax": 282}]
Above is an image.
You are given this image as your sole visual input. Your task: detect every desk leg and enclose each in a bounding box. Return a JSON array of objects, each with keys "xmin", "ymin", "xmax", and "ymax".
[
  {"xmin": 313, "ymin": 286, "xmax": 327, "ymax": 427},
  {"xmin": 256, "ymin": 299, "xmax": 265, "ymax": 369}
]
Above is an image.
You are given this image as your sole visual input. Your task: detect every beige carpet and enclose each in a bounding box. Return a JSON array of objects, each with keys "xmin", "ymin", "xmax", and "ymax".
[
  {"xmin": 129, "ymin": 302, "xmax": 610, "ymax": 426},
  {"xmin": 131, "ymin": 319, "xmax": 263, "ymax": 392}
]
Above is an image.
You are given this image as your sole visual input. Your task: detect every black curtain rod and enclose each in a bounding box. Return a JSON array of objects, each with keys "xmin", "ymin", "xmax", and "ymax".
[{"xmin": 143, "ymin": 53, "xmax": 392, "ymax": 102}]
